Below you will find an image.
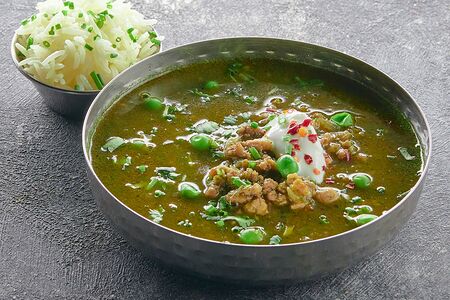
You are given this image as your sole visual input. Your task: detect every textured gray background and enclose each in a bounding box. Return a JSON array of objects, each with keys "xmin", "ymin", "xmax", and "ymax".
[{"xmin": 1, "ymin": 0, "xmax": 449, "ymax": 299}]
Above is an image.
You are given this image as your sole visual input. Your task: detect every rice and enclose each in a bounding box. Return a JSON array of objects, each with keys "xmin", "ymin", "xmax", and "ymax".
[{"xmin": 15, "ymin": 0, "xmax": 161, "ymax": 91}]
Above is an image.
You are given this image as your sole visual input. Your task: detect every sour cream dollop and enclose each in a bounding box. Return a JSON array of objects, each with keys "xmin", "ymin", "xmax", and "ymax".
[{"xmin": 265, "ymin": 111, "xmax": 327, "ymax": 183}]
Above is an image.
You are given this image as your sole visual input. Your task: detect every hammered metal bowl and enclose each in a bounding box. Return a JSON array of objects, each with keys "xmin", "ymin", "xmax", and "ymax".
[{"xmin": 82, "ymin": 37, "xmax": 431, "ymax": 284}]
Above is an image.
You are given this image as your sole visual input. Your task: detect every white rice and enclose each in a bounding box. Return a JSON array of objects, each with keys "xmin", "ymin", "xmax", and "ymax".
[{"xmin": 15, "ymin": 0, "xmax": 161, "ymax": 91}]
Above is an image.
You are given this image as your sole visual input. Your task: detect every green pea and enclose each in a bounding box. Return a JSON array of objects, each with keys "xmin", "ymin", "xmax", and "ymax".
[
  {"xmin": 203, "ymin": 80, "xmax": 219, "ymax": 90},
  {"xmin": 355, "ymin": 214, "xmax": 377, "ymax": 226},
  {"xmin": 189, "ymin": 134, "xmax": 212, "ymax": 151},
  {"xmin": 239, "ymin": 227, "xmax": 265, "ymax": 244},
  {"xmin": 352, "ymin": 174, "xmax": 372, "ymax": 189},
  {"xmin": 143, "ymin": 95, "xmax": 164, "ymax": 111},
  {"xmin": 178, "ymin": 182, "xmax": 201, "ymax": 199},
  {"xmin": 276, "ymin": 155, "xmax": 299, "ymax": 177},
  {"xmin": 250, "ymin": 121, "xmax": 259, "ymax": 128},
  {"xmin": 330, "ymin": 112, "xmax": 353, "ymax": 127}
]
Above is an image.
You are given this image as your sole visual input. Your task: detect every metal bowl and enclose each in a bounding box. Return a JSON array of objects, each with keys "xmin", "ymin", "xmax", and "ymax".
[
  {"xmin": 10, "ymin": 33, "xmax": 160, "ymax": 119},
  {"xmin": 82, "ymin": 37, "xmax": 431, "ymax": 284}
]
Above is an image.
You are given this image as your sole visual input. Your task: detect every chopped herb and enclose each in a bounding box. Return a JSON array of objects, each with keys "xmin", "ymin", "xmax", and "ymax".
[
  {"xmin": 78, "ymin": 12, "xmax": 83, "ymax": 18},
  {"xmin": 85, "ymin": 43, "xmax": 94, "ymax": 51},
  {"xmin": 331, "ymin": 112, "xmax": 353, "ymax": 127},
  {"xmin": 155, "ymin": 167, "xmax": 180, "ymax": 181},
  {"xmin": 110, "ymin": 53, "xmax": 118, "ymax": 58},
  {"xmin": 278, "ymin": 115, "xmax": 288, "ymax": 127},
  {"xmin": 64, "ymin": 1, "xmax": 74, "ymax": 9},
  {"xmin": 88, "ymin": 26, "xmax": 93, "ymax": 32},
  {"xmin": 43, "ymin": 41, "xmax": 50, "ymax": 48},
  {"xmin": 55, "ymin": 23, "xmax": 62, "ymax": 30},
  {"xmin": 221, "ymin": 216, "xmax": 255, "ymax": 228},
  {"xmin": 49, "ymin": 26, "xmax": 55, "ymax": 35},
  {"xmin": 192, "ymin": 120, "xmax": 219, "ymax": 134},
  {"xmin": 150, "ymin": 38, "xmax": 161, "ymax": 46},
  {"xmin": 121, "ymin": 156, "xmax": 132, "ymax": 170},
  {"xmin": 21, "ymin": 19, "xmax": 29, "ymax": 26},
  {"xmin": 319, "ymin": 215, "xmax": 330, "ymax": 224},
  {"xmin": 351, "ymin": 196, "xmax": 363, "ymax": 204},
  {"xmin": 62, "ymin": 10, "xmax": 68, "ymax": 16},
  {"xmin": 227, "ymin": 62, "xmax": 255, "ymax": 83},
  {"xmin": 115, "ymin": 37, "xmax": 121, "ymax": 42},
  {"xmin": 81, "ymin": 23, "xmax": 87, "ymax": 29},
  {"xmin": 250, "ymin": 121, "xmax": 259, "ymax": 128},
  {"xmin": 149, "ymin": 207, "xmax": 165, "ymax": 223},
  {"xmin": 26, "ymin": 37, "xmax": 33, "ymax": 50},
  {"xmin": 248, "ymin": 161, "xmax": 257, "ymax": 169},
  {"xmin": 154, "ymin": 190, "xmax": 166, "ymax": 197},
  {"xmin": 101, "ymin": 137, "xmax": 124, "ymax": 152},
  {"xmin": 294, "ymin": 76, "xmax": 324, "ymax": 88},
  {"xmin": 127, "ymin": 27, "xmax": 137, "ymax": 42},
  {"xmin": 244, "ymin": 96, "xmax": 257, "ymax": 104},
  {"xmin": 136, "ymin": 165, "xmax": 148, "ymax": 174},
  {"xmin": 239, "ymin": 112, "xmax": 252, "ymax": 120},
  {"xmin": 398, "ymin": 147, "xmax": 415, "ymax": 160},
  {"xmin": 231, "ymin": 177, "xmax": 251, "ymax": 188},
  {"xmin": 74, "ymin": 84, "xmax": 81, "ymax": 91},
  {"xmin": 148, "ymin": 31, "xmax": 157, "ymax": 38},
  {"xmin": 90, "ymin": 71, "xmax": 103, "ymax": 89},
  {"xmin": 376, "ymin": 128, "xmax": 384, "ymax": 136},
  {"xmin": 269, "ymin": 235, "xmax": 282, "ymax": 245},
  {"xmin": 249, "ymin": 147, "xmax": 261, "ymax": 159},
  {"xmin": 223, "ymin": 115, "xmax": 237, "ymax": 125}
]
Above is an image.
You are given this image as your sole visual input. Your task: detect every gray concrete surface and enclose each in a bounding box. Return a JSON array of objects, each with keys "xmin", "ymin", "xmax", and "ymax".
[{"xmin": 1, "ymin": 0, "xmax": 449, "ymax": 299}]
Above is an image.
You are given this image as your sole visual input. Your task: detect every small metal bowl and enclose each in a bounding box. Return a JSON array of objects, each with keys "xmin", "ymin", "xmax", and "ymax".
[
  {"xmin": 10, "ymin": 33, "xmax": 160, "ymax": 119},
  {"xmin": 82, "ymin": 37, "xmax": 431, "ymax": 284}
]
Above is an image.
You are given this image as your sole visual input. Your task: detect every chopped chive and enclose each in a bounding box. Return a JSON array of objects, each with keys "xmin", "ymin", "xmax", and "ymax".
[
  {"xmin": 107, "ymin": 4, "xmax": 113, "ymax": 9},
  {"xmin": 78, "ymin": 12, "xmax": 83, "ymax": 18},
  {"xmin": 97, "ymin": 73, "xmax": 105, "ymax": 86},
  {"xmin": 21, "ymin": 19, "xmax": 29, "ymax": 26},
  {"xmin": 55, "ymin": 23, "xmax": 62, "ymax": 30},
  {"xmin": 26, "ymin": 37, "xmax": 33, "ymax": 50},
  {"xmin": 115, "ymin": 37, "xmax": 121, "ymax": 42},
  {"xmin": 127, "ymin": 28, "xmax": 137, "ymax": 42},
  {"xmin": 62, "ymin": 10, "xmax": 68, "ymax": 16},
  {"xmin": 64, "ymin": 1, "xmax": 74, "ymax": 9},
  {"xmin": 90, "ymin": 71, "xmax": 104, "ymax": 89},
  {"xmin": 88, "ymin": 26, "xmax": 93, "ymax": 32},
  {"xmin": 48, "ymin": 26, "xmax": 55, "ymax": 35},
  {"xmin": 249, "ymin": 147, "xmax": 261, "ymax": 159},
  {"xmin": 112, "ymin": 44, "xmax": 117, "ymax": 48},
  {"xmin": 31, "ymin": 15, "xmax": 36, "ymax": 21},
  {"xmin": 150, "ymin": 38, "xmax": 160, "ymax": 46},
  {"xmin": 93, "ymin": 34, "xmax": 100, "ymax": 41},
  {"xmin": 74, "ymin": 84, "xmax": 81, "ymax": 91},
  {"xmin": 148, "ymin": 31, "xmax": 157, "ymax": 38},
  {"xmin": 110, "ymin": 53, "xmax": 118, "ymax": 58},
  {"xmin": 81, "ymin": 23, "xmax": 87, "ymax": 29},
  {"xmin": 43, "ymin": 41, "xmax": 50, "ymax": 48},
  {"xmin": 85, "ymin": 44, "xmax": 93, "ymax": 51}
]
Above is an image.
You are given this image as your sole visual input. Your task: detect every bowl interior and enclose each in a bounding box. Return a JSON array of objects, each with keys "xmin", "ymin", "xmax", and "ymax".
[{"xmin": 83, "ymin": 37, "xmax": 431, "ymax": 247}]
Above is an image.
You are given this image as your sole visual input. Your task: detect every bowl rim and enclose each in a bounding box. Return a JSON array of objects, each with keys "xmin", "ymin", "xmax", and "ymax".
[
  {"xmin": 82, "ymin": 36, "xmax": 432, "ymax": 248},
  {"xmin": 10, "ymin": 31, "xmax": 161, "ymax": 95}
]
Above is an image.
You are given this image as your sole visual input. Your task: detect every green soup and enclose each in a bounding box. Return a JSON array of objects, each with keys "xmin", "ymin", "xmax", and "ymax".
[{"xmin": 90, "ymin": 58, "xmax": 422, "ymax": 245}]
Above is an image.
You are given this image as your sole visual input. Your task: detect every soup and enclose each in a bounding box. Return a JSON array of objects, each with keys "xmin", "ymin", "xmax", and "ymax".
[{"xmin": 90, "ymin": 59, "xmax": 422, "ymax": 245}]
